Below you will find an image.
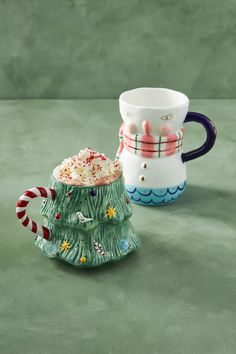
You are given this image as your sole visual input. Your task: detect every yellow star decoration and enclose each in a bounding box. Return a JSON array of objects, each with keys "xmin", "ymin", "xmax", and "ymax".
[
  {"xmin": 105, "ymin": 206, "xmax": 117, "ymax": 219},
  {"xmin": 60, "ymin": 240, "xmax": 71, "ymax": 252}
]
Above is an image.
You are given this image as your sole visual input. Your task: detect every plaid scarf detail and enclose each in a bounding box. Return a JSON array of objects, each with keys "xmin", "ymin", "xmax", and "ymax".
[{"xmin": 117, "ymin": 123, "xmax": 184, "ymax": 159}]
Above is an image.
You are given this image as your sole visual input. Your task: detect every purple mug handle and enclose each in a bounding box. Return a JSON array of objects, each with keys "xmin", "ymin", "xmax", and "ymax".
[{"xmin": 182, "ymin": 112, "xmax": 217, "ymax": 163}]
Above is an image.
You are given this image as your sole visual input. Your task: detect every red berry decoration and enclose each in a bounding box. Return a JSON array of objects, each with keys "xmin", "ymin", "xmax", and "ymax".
[
  {"xmin": 55, "ymin": 213, "xmax": 61, "ymax": 220},
  {"xmin": 126, "ymin": 196, "xmax": 130, "ymax": 204}
]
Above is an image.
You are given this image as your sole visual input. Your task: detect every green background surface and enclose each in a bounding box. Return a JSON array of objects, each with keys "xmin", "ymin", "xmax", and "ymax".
[
  {"xmin": 0, "ymin": 99, "xmax": 235, "ymax": 353},
  {"xmin": 0, "ymin": 0, "xmax": 235, "ymax": 352},
  {"xmin": 0, "ymin": 0, "xmax": 236, "ymax": 99}
]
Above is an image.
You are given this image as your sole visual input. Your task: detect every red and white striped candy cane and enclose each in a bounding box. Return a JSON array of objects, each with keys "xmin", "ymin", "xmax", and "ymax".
[
  {"xmin": 94, "ymin": 241, "xmax": 108, "ymax": 256},
  {"xmin": 16, "ymin": 187, "xmax": 56, "ymax": 240}
]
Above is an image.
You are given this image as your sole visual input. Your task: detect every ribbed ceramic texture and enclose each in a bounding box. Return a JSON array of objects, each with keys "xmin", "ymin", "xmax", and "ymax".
[{"xmin": 36, "ymin": 175, "xmax": 141, "ymax": 267}]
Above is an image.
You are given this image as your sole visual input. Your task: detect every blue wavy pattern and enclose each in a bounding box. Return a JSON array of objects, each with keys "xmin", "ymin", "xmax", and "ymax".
[{"xmin": 126, "ymin": 181, "xmax": 186, "ymax": 206}]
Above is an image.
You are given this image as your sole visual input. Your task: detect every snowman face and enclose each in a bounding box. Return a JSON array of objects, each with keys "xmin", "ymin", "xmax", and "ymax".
[
  {"xmin": 123, "ymin": 110, "xmax": 182, "ymax": 137},
  {"xmin": 158, "ymin": 112, "xmax": 176, "ymax": 136},
  {"xmin": 120, "ymin": 88, "xmax": 189, "ymax": 136}
]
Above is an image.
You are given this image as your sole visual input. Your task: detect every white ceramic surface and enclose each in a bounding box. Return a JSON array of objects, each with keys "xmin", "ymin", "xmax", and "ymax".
[{"xmin": 119, "ymin": 88, "xmax": 189, "ymax": 189}]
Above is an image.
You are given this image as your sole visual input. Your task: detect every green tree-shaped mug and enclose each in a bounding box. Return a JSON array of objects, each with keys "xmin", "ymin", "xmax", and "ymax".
[{"xmin": 16, "ymin": 172, "xmax": 141, "ymax": 267}]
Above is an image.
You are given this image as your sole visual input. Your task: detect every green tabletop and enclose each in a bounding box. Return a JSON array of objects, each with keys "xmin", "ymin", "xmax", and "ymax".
[{"xmin": 0, "ymin": 99, "xmax": 235, "ymax": 354}]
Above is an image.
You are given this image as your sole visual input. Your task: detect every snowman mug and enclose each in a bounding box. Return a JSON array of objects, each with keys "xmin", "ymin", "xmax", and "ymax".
[{"xmin": 117, "ymin": 87, "xmax": 216, "ymax": 206}]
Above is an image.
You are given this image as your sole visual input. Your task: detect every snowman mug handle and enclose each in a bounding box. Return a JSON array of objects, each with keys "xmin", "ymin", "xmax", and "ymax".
[
  {"xmin": 182, "ymin": 112, "xmax": 217, "ymax": 163},
  {"xmin": 16, "ymin": 187, "xmax": 56, "ymax": 240}
]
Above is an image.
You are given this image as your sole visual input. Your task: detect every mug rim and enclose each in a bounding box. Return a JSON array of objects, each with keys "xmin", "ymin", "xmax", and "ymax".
[
  {"xmin": 51, "ymin": 167, "xmax": 123, "ymax": 189},
  {"xmin": 119, "ymin": 87, "xmax": 189, "ymax": 110}
]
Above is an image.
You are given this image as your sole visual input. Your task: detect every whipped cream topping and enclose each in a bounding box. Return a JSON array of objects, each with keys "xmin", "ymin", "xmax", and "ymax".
[{"xmin": 55, "ymin": 148, "xmax": 122, "ymax": 186}]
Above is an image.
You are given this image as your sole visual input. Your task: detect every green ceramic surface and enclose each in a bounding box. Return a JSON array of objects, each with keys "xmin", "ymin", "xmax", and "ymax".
[
  {"xmin": 0, "ymin": 99, "xmax": 235, "ymax": 353},
  {"xmin": 0, "ymin": 0, "xmax": 235, "ymax": 98},
  {"xmin": 37, "ymin": 175, "xmax": 141, "ymax": 267}
]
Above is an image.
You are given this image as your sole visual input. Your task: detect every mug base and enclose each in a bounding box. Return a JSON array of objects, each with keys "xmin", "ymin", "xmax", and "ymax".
[
  {"xmin": 126, "ymin": 181, "xmax": 186, "ymax": 206},
  {"xmin": 34, "ymin": 220, "xmax": 141, "ymax": 268}
]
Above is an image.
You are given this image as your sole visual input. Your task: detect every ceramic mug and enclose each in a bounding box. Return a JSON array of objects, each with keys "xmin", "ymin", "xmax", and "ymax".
[
  {"xmin": 117, "ymin": 87, "xmax": 217, "ymax": 206},
  {"xmin": 16, "ymin": 170, "xmax": 141, "ymax": 267}
]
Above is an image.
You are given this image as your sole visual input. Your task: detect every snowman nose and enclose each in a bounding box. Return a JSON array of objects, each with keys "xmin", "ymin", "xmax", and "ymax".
[
  {"xmin": 158, "ymin": 124, "xmax": 173, "ymax": 136},
  {"xmin": 142, "ymin": 120, "xmax": 152, "ymax": 136}
]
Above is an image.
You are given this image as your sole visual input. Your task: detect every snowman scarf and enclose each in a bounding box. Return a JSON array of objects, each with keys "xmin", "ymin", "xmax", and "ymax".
[{"xmin": 117, "ymin": 123, "xmax": 185, "ymax": 159}]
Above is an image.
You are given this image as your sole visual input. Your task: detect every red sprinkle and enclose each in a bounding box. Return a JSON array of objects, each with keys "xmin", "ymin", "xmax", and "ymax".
[{"xmin": 55, "ymin": 213, "xmax": 61, "ymax": 220}]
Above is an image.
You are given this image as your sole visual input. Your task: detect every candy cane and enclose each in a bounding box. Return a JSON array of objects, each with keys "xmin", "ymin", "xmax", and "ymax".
[
  {"xmin": 16, "ymin": 187, "xmax": 56, "ymax": 240},
  {"xmin": 94, "ymin": 241, "xmax": 108, "ymax": 256}
]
